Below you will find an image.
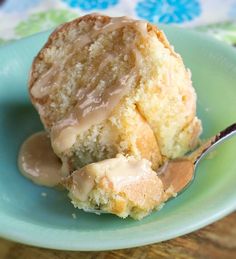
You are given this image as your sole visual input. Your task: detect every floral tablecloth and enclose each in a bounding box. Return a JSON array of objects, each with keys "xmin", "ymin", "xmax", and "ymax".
[{"xmin": 0, "ymin": 0, "xmax": 236, "ymax": 47}]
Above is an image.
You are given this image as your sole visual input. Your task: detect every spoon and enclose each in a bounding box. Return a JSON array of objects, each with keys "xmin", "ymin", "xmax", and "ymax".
[
  {"xmin": 86, "ymin": 123, "xmax": 236, "ymax": 214},
  {"xmin": 157, "ymin": 122, "xmax": 236, "ymax": 198}
]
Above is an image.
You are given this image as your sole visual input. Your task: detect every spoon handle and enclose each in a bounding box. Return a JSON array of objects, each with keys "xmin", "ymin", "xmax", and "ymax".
[{"xmin": 193, "ymin": 123, "xmax": 236, "ymax": 166}]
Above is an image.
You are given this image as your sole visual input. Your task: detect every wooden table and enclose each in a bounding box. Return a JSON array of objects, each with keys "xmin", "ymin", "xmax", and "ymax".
[{"xmin": 0, "ymin": 212, "xmax": 235, "ymax": 259}]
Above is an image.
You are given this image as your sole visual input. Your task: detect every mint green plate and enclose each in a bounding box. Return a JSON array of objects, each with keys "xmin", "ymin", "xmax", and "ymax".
[{"xmin": 0, "ymin": 26, "xmax": 236, "ymax": 251}]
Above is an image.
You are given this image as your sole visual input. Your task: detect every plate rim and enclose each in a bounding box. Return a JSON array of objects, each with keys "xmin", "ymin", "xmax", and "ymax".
[{"xmin": 0, "ymin": 202, "xmax": 235, "ymax": 251}]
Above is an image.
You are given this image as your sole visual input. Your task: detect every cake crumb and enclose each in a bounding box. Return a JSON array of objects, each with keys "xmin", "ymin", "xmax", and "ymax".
[
  {"xmin": 41, "ymin": 192, "xmax": 47, "ymax": 197},
  {"xmin": 72, "ymin": 213, "xmax": 77, "ymax": 219}
]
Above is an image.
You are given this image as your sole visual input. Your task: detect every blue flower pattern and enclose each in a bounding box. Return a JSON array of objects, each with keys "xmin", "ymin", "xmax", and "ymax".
[
  {"xmin": 62, "ymin": 0, "xmax": 119, "ymax": 11},
  {"xmin": 0, "ymin": 0, "xmax": 40, "ymax": 12},
  {"xmin": 136, "ymin": 0, "xmax": 201, "ymax": 24},
  {"xmin": 0, "ymin": 0, "xmax": 236, "ymax": 47},
  {"xmin": 228, "ymin": 2, "xmax": 236, "ymax": 19}
]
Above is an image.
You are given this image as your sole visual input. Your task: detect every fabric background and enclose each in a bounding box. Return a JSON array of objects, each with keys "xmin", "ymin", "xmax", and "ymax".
[{"xmin": 0, "ymin": 0, "xmax": 235, "ymax": 47}]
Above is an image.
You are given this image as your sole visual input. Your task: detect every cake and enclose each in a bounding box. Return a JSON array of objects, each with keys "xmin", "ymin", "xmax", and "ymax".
[{"xmin": 29, "ymin": 14, "xmax": 202, "ymax": 219}]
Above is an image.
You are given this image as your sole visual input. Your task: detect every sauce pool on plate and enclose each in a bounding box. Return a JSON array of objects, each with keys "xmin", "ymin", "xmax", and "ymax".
[{"xmin": 18, "ymin": 131, "xmax": 62, "ymax": 187}]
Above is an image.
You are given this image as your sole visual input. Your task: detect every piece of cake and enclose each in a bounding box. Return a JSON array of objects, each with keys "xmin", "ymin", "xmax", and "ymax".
[
  {"xmin": 66, "ymin": 154, "xmax": 165, "ymax": 219},
  {"xmin": 29, "ymin": 14, "xmax": 202, "ymax": 176}
]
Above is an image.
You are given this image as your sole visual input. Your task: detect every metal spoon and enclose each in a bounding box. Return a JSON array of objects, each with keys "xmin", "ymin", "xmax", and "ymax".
[
  {"xmin": 157, "ymin": 122, "xmax": 236, "ymax": 197},
  {"xmin": 86, "ymin": 123, "xmax": 236, "ymax": 214}
]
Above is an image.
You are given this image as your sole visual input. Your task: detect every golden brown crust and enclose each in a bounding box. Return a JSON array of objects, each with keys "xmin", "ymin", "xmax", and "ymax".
[
  {"xmin": 29, "ymin": 14, "xmax": 175, "ymax": 130},
  {"xmin": 147, "ymin": 23, "xmax": 177, "ymax": 57},
  {"xmin": 29, "ymin": 14, "xmax": 113, "ymax": 128},
  {"xmin": 29, "ymin": 14, "xmax": 110, "ymax": 89}
]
